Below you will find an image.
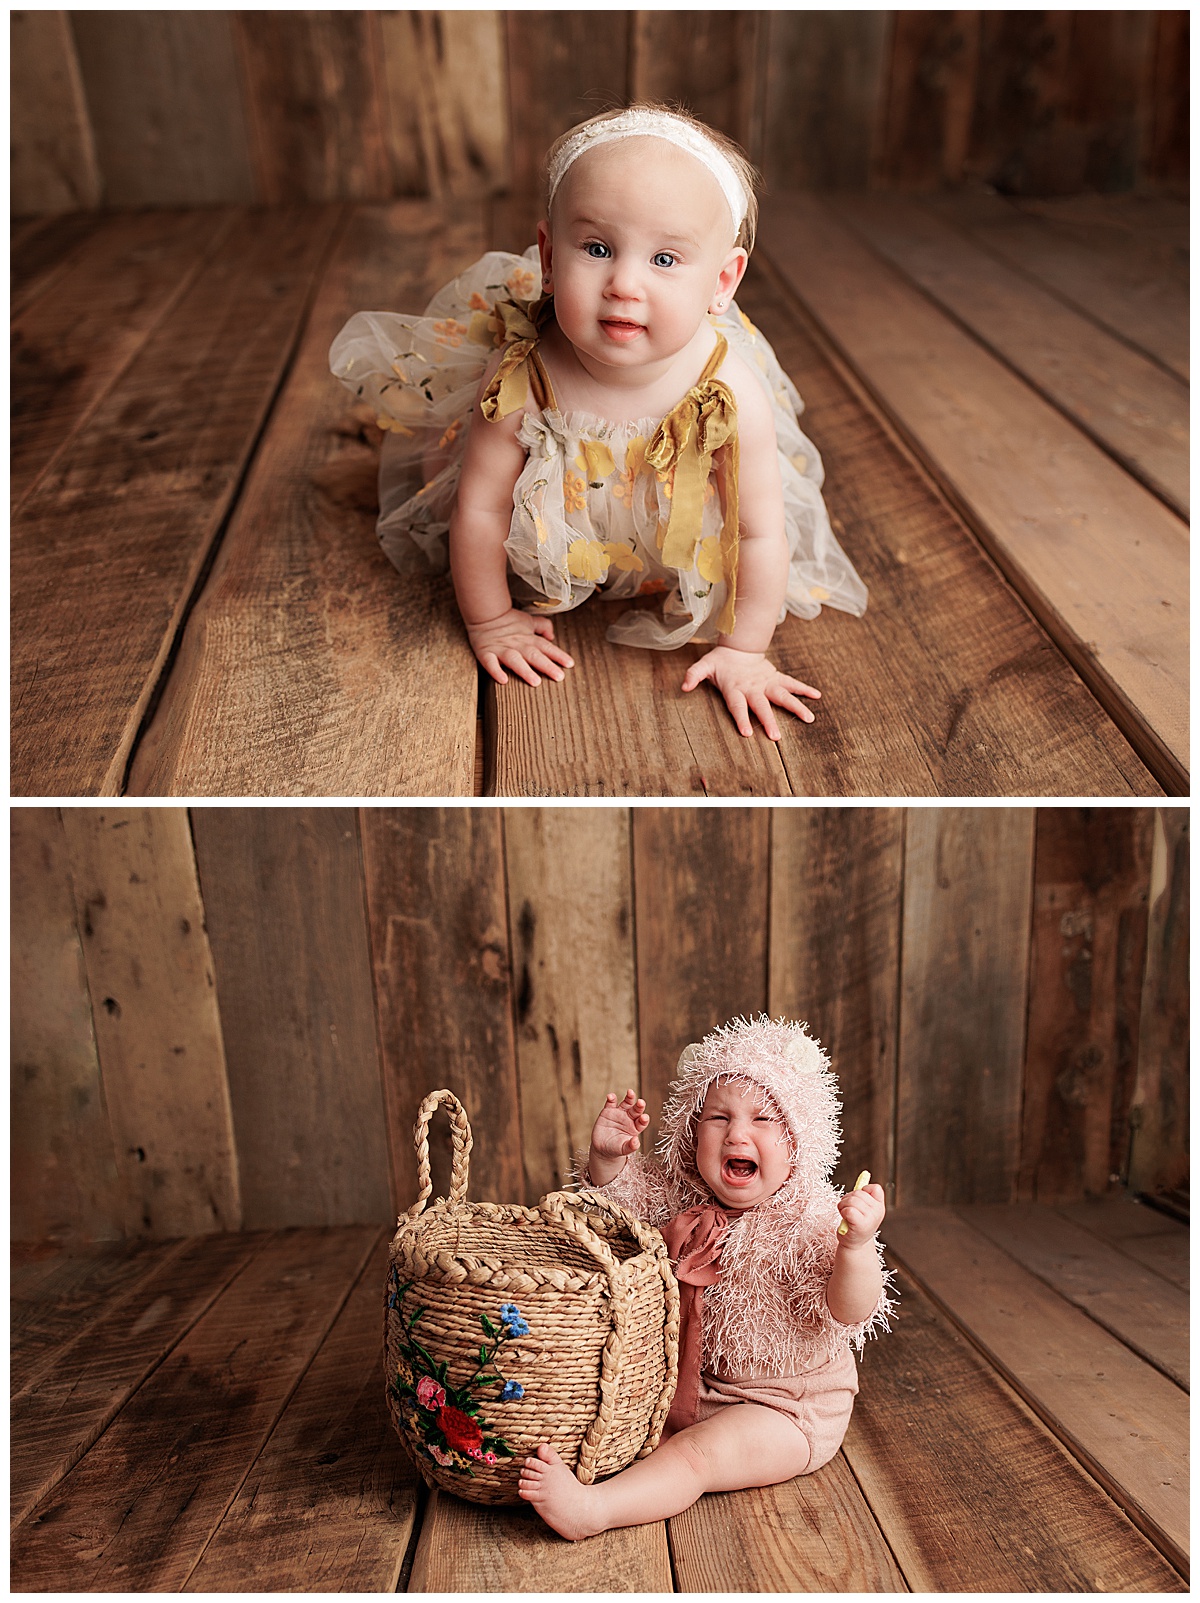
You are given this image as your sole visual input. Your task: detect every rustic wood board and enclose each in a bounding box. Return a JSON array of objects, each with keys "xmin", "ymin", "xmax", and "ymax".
[
  {"xmin": 929, "ymin": 192, "xmax": 1190, "ymax": 382},
  {"xmin": 486, "ymin": 597, "xmax": 792, "ymax": 797},
  {"xmin": 190, "ymin": 809, "xmax": 391, "ymax": 1230},
  {"xmin": 885, "ymin": 1209, "xmax": 1189, "ymax": 1571},
  {"xmin": 1058, "ymin": 1197, "xmax": 1189, "ymax": 1291},
  {"xmin": 183, "ymin": 1231, "xmax": 420, "ymax": 1593},
  {"xmin": 10, "ymin": 9, "xmax": 100, "ymax": 214},
  {"xmin": 12, "ymin": 205, "xmax": 340, "ymax": 796},
  {"xmin": 762, "ymin": 12, "xmax": 889, "ymax": 190},
  {"xmin": 960, "ymin": 1203, "xmax": 1188, "ymax": 1390},
  {"xmin": 768, "ymin": 809, "xmax": 902, "ymax": 1196},
  {"xmin": 896, "ymin": 810, "xmax": 1034, "ymax": 1206},
  {"xmin": 504, "ymin": 808, "xmax": 639, "ymax": 1201},
  {"xmin": 10, "ymin": 808, "xmax": 125, "ymax": 1244},
  {"xmin": 875, "ymin": 12, "xmax": 982, "ymax": 188},
  {"xmin": 9, "ymin": 1226, "xmax": 379, "ymax": 1591},
  {"xmin": 631, "ymin": 13, "xmax": 763, "ymax": 152},
  {"xmin": 830, "ymin": 195, "xmax": 1189, "ymax": 517},
  {"xmin": 740, "ymin": 264, "xmax": 1159, "ymax": 798},
  {"xmin": 128, "ymin": 202, "xmax": 482, "ymax": 797},
  {"xmin": 1019, "ymin": 808, "xmax": 1153, "ymax": 1200},
  {"xmin": 13, "ymin": 208, "xmax": 239, "ymax": 510},
  {"xmin": 759, "ymin": 196, "xmax": 1189, "ymax": 793},
  {"xmin": 360, "ymin": 808, "xmax": 524, "ymax": 1211},
  {"xmin": 669, "ymin": 1451, "xmax": 907, "ymax": 1591},
  {"xmin": 11, "ymin": 212, "xmax": 105, "ymax": 316},
  {"xmin": 11, "ymin": 1239, "xmax": 185, "ymax": 1396},
  {"xmin": 60, "ymin": 808, "xmax": 241, "ymax": 1237},
  {"xmin": 1129, "ymin": 809, "xmax": 1190, "ymax": 1195},
  {"xmin": 409, "ymin": 1488, "xmax": 674, "ymax": 1593},
  {"xmin": 11, "ymin": 1230, "xmax": 266, "ymax": 1526},
  {"xmin": 233, "ymin": 13, "xmax": 390, "ymax": 204},
  {"xmin": 631, "ymin": 810, "xmax": 770, "ymax": 1136},
  {"xmin": 845, "ymin": 1260, "xmax": 1185, "ymax": 1592},
  {"xmin": 71, "ymin": 13, "xmax": 255, "ymax": 208}
]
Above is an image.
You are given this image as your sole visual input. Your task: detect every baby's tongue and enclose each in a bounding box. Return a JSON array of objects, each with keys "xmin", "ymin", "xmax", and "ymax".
[{"xmin": 726, "ymin": 1158, "xmax": 756, "ymax": 1176}]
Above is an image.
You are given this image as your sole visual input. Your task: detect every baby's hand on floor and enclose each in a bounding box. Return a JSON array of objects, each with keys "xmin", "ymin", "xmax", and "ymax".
[
  {"xmin": 466, "ymin": 609, "xmax": 575, "ymax": 687},
  {"xmin": 836, "ymin": 1183, "xmax": 886, "ymax": 1248},
  {"xmin": 681, "ymin": 646, "xmax": 820, "ymax": 740}
]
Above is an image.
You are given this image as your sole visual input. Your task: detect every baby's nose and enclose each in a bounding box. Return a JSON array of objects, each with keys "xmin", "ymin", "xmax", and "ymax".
[{"xmin": 605, "ymin": 257, "xmax": 644, "ymax": 299}]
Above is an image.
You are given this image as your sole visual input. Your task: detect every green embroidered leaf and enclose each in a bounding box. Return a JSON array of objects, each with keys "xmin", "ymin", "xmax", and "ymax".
[
  {"xmin": 480, "ymin": 1313, "xmax": 497, "ymax": 1338},
  {"xmin": 479, "ymin": 1345, "xmax": 489, "ymax": 1366}
]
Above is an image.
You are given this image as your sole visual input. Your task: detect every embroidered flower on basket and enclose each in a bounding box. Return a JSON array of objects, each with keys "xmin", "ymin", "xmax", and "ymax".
[{"xmin": 416, "ymin": 1376, "xmax": 446, "ymax": 1410}]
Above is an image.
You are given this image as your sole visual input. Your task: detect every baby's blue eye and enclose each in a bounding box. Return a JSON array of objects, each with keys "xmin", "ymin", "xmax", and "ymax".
[
  {"xmin": 652, "ymin": 252, "xmax": 676, "ymax": 268},
  {"xmin": 584, "ymin": 242, "xmax": 610, "ymax": 258}
]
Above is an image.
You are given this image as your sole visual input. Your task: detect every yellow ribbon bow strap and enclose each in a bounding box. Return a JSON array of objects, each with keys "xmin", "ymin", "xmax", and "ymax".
[
  {"xmin": 478, "ymin": 296, "xmax": 555, "ymax": 421},
  {"xmin": 646, "ymin": 343, "xmax": 741, "ymax": 633}
]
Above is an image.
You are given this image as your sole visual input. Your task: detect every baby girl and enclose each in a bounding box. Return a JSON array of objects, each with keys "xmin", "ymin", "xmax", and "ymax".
[
  {"xmin": 518, "ymin": 1017, "xmax": 891, "ymax": 1540},
  {"xmin": 331, "ymin": 105, "xmax": 866, "ymax": 741}
]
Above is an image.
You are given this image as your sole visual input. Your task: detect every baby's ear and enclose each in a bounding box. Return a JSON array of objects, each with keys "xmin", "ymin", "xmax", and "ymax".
[
  {"xmin": 710, "ymin": 245, "xmax": 748, "ymax": 313},
  {"xmin": 536, "ymin": 222, "xmax": 554, "ymax": 291}
]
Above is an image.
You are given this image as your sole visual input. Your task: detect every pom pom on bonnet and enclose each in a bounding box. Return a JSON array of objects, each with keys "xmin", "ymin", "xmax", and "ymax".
[{"xmin": 657, "ymin": 1016, "xmax": 841, "ymax": 1210}]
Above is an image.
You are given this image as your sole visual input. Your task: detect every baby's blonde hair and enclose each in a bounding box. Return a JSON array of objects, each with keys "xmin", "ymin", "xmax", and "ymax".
[{"xmin": 543, "ymin": 102, "xmax": 762, "ymax": 255}]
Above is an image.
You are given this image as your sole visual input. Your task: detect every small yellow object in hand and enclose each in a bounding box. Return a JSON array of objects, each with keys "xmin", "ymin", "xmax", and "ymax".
[{"xmin": 837, "ymin": 1170, "xmax": 872, "ymax": 1236}]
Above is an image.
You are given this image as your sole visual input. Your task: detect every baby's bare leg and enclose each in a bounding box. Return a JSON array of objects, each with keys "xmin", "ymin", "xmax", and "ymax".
[{"xmin": 518, "ymin": 1403, "xmax": 811, "ymax": 1541}]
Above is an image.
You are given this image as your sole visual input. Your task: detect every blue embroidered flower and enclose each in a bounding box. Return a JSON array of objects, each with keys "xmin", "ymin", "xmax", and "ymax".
[
  {"xmin": 499, "ymin": 1302, "xmax": 530, "ymax": 1338},
  {"xmin": 499, "ymin": 1380, "xmax": 525, "ymax": 1402}
]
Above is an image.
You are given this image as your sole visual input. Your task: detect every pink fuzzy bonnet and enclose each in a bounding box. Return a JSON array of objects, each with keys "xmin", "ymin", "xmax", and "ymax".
[{"xmin": 656, "ymin": 1015, "xmax": 842, "ymax": 1209}]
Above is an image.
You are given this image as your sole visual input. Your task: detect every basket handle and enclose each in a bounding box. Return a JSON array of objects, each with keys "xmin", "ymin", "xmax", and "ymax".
[
  {"xmin": 538, "ymin": 1190, "xmax": 622, "ymax": 1277},
  {"xmin": 412, "ymin": 1089, "xmax": 472, "ymax": 1213}
]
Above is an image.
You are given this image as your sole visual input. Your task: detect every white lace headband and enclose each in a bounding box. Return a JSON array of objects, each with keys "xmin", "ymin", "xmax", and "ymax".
[{"xmin": 547, "ymin": 109, "xmax": 749, "ymax": 232}]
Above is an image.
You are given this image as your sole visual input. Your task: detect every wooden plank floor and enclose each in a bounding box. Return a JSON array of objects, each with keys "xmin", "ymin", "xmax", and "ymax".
[
  {"xmin": 11, "ymin": 195, "xmax": 1183, "ymax": 797},
  {"xmin": 11, "ymin": 1205, "xmax": 1186, "ymax": 1593}
]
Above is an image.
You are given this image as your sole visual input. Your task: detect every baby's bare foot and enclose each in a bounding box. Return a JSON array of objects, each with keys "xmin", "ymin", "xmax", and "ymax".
[{"xmin": 517, "ymin": 1443, "xmax": 604, "ymax": 1540}]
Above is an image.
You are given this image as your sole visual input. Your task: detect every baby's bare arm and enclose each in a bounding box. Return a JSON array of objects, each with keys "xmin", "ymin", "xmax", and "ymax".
[
  {"xmin": 587, "ymin": 1091, "xmax": 649, "ymax": 1187},
  {"xmin": 449, "ymin": 381, "xmax": 574, "ymax": 686},
  {"xmin": 681, "ymin": 361, "xmax": 820, "ymax": 739},
  {"xmin": 826, "ymin": 1182, "xmax": 886, "ymax": 1323}
]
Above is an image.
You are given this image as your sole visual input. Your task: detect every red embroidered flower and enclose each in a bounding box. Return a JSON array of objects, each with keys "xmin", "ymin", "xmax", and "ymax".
[
  {"xmin": 438, "ymin": 1405, "xmax": 483, "ymax": 1455},
  {"xmin": 416, "ymin": 1376, "xmax": 446, "ymax": 1411}
]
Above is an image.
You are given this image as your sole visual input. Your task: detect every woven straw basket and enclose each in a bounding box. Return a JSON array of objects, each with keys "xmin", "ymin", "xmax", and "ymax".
[{"xmin": 385, "ymin": 1089, "xmax": 679, "ymax": 1505}]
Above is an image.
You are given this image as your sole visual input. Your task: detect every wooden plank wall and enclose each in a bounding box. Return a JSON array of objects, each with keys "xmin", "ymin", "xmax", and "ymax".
[
  {"xmin": 11, "ymin": 11, "xmax": 1188, "ymax": 216},
  {"xmin": 11, "ymin": 806, "xmax": 1186, "ymax": 1243}
]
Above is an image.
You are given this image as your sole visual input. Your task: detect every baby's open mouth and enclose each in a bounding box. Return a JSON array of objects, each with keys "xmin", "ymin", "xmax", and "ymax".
[{"xmin": 722, "ymin": 1157, "xmax": 758, "ymax": 1182}]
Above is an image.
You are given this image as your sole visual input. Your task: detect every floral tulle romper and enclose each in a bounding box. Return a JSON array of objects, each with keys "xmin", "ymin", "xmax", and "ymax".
[{"xmin": 330, "ymin": 248, "xmax": 866, "ymax": 649}]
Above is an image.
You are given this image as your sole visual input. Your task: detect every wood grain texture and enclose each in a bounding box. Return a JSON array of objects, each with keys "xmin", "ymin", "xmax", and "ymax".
[
  {"xmin": 60, "ymin": 808, "xmax": 240, "ymax": 1238},
  {"xmin": 885, "ymin": 1209, "xmax": 1189, "ymax": 1572},
  {"xmin": 11, "ymin": 1238, "xmax": 183, "ymax": 1395},
  {"xmin": 1128, "ymin": 809, "xmax": 1189, "ymax": 1196},
  {"xmin": 12, "ymin": 208, "xmax": 237, "ymax": 511},
  {"xmin": 189, "ymin": 809, "xmax": 390, "ymax": 1231},
  {"xmin": 11, "ymin": 809, "xmax": 124, "ymax": 1244},
  {"xmin": 409, "ymin": 1488, "xmax": 673, "ymax": 1592},
  {"xmin": 960, "ymin": 1202, "xmax": 1188, "ymax": 1390},
  {"xmin": 10, "ymin": 211, "xmax": 104, "ymax": 317},
  {"xmin": 632, "ymin": 809, "xmax": 770, "ymax": 1136},
  {"xmin": 234, "ymin": 12, "xmax": 390, "ymax": 204},
  {"xmin": 12, "ymin": 205, "xmax": 339, "ymax": 797},
  {"xmin": 183, "ymin": 1232, "xmax": 419, "ymax": 1593},
  {"xmin": 769, "ymin": 809, "xmax": 902, "ymax": 1196},
  {"xmin": 1146, "ymin": 10, "xmax": 1189, "ymax": 188},
  {"xmin": 967, "ymin": 11, "xmax": 1156, "ymax": 195},
  {"xmin": 1020, "ymin": 808, "xmax": 1153, "ymax": 1201},
  {"xmin": 929, "ymin": 191, "xmax": 1190, "ymax": 383},
  {"xmin": 1058, "ymin": 1195, "xmax": 1188, "ymax": 1292},
  {"xmin": 831, "ymin": 196, "xmax": 1189, "ymax": 517},
  {"xmin": 70, "ymin": 11, "xmax": 254, "ymax": 206},
  {"xmin": 763, "ymin": 11, "xmax": 890, "ymax": 190},
  {"xmin": 740, "ymin": 262, "xmax": 1158, "ymax": 799},
  {"xmin": 669, "ymin": 1452, "xmax": 907, "ymax": 1592},
  {"xmin": 631, "ymin": 12, "xmax": 763, "ymax": 151},
  {"xmin": 10, "ymin": 9, "xmax": 100, "ymax": 213},
  {"xmin": 486, "ymin": 599, "xmax": 791, "ymax": 796},
  {"xmin": 380, "ymin": 11, "xmax": 510, "ymax": 200},
  {"xmin": 876, "ymin": 11, "xmax": 982, "ymax": 187},
  {"xmin": 496, "ymin": 10, "xmax": 632, "ymax": 249},
  {"xmin": 760, "ymin": 198, "xmax": 1189, "ymax": 793},
  {"xmin": 9, "ymin": 1226, "xmax": 378, "ymax": 1590},
  {"xmin": 11, "ymin": 1230, "xmax": 266, "ymax": 1525},
  {"xmin": 845, "ymin": 1258, "xmax": 1185, "ymax": 1592},
  {"xmin": 127, "ymin": 203, "xmax": 481, "ymax": 798},
  {"xmin": 360, "ymin": 808, "xmax": 524, "ymax": 1211},
  {"xmin": 504, "ymin": 808, "xmax": 638, "ymax": 1200},
  {"xmin": 897, "ymin": 809, "xmax": 1034, "ymax": 1207}
]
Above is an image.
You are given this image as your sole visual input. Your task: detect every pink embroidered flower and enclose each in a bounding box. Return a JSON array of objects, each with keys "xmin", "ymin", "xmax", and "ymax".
[
  {"xmin": 427, "ymin": 1443, "xmax": 454, "ymax": 1467},
  {"xmin": 483, "ymin": 1451, "xmax": 498, "ymax": 1465},
  {"xmin": 416, "ymin": 1376, "xmax": 446, "ymax": 1411},
  {"xmin": 467, "ymin": 1445, "xmax": 483, "ymax": 1460}
]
